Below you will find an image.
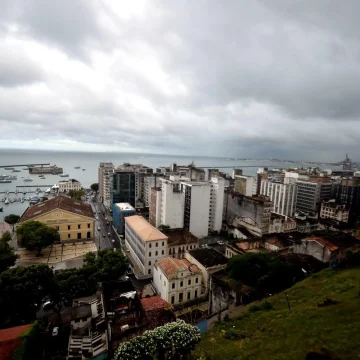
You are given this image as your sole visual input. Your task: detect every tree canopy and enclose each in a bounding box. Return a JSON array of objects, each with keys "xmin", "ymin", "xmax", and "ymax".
[
  {"xmin": 4, "ymin": 214, "xmax": 20, "ymax": 227},
  {"xmin": 16, "ymin": 221, "xmax": 60, "ymax": 255},
  {"xmin": 0, "ymin": 264, "xmax": 55, "ymax": 323},
  {"xmin": 0, "ymin": 231, "xmax": 19, "ymax": 274},
  {"xmin": 90, "ymin": 183, "xmax": 99, "ymax": 192},
  {"xmin": 68, "ymin": 189, "xmax": 85, "ymax": 200}
]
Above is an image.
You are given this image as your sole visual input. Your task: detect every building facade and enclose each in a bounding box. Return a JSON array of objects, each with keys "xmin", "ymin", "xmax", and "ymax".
[
  {"xmin": 112, "ymin": 203, "xmax": 136, "ymax": 233},
  {"xmin": 234, "ymin": 175, "xmax": 256, "ymax": 196},
  {"xmin": 260, "ymin": 180, "xmax": 297, "ymax": 217},
  {"xmin": 58, "ymin": 179, "xmax": 82, "ymax": 193},
  {"xmin": 98, "ymin": 162, "xmax": 114, "ymax": 207},
  {"xmin": 153, "ymin": 257, "xmax": 202, "ymax": 305},
  {"xmin": 334, "ymin": 179, "xmax": 360, "ymax": 223},
  {"xmin": 125, "ymin": 215, "xmax": 168, "ymax": 279},
  {"xmin": 112, "ymin": 170, "xmax": 136, "ymax": 207},
  {"xmin": 320, "ymin": 200, "xmax": 349, "ymax": 223},
  {"xmin": 18, "ymin": 196, "xmax": 95, "ymax": 242}
]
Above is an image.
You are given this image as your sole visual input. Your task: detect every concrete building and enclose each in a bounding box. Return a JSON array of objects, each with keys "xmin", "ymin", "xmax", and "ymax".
[
  {"xmin": 143, "ymin": 175, "xmax": 158, "ymax": 207},
  {"xmin": 165, "ymin": 229, "xmax": 199, "ymax": 259},
  {"xmin": 334, "ymin": 179, "xmax": 360, "ymax": 224},
  {"xmin": 153, "ymin": 257, "xmax": 202, "ymax": 305},
  {"xmin": 209, "ymin": 177, "xmax": 225, "ymax": 233},
  {"xmin": 18, "ymin": 196, "xmax": 95, "ymax": 242},
  {"xmin": 150, "ymin": 187, "xmax": 162, "ymax": 228},
  {"xmin": 98, "ymin": 162, "xmax": 114, "ymax": 207},
  {"xmin": 234, "ymin": 175, "xmax": 256, "ymax": 196},
  {"xmin": 125, "ymin": 215, "xmax": 168, "ymax": 279},
  {"xmin": 296, "ymin": 179, "xmax": 333, "ymax": 214},
  {"xmin": 112, "ymin": 169, "xmax": 136, "ymax": 208},
  {"xmin": 320, "ymin": 200, "xmax": 349, "ymax": 223},
  {"xmin": 112, "ymin": 203, "xmax": 136, "ymax": 234},
  {"xmin": 260, "ymin": 180, "xmax": 297, "ymax": 217},
  {"xmin": 269, "ymin": 213, "xmax": 297, "ymax": 233},
  {"xmin": 185, "ymin": 248, "xmax": 228, "ymax": 294},
  {"xmin": 224, "ymin": 192, "xmax": 272, "ymax": 236},
  {"xmin": 58, "ymin": 178, "xmax": 82, "ymax": 193}
]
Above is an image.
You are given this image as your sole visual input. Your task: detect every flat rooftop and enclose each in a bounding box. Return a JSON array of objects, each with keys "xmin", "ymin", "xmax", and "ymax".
[
  {"xmin": 188, "ymin": 248, "xmax": 228, "ymax": 268},
  {"xmin": 125, "ymin": 215, "xmax": 167, "ymax": 242},
  {"xmin": 115, "ymin": 203, "xmax": 135, "ymax": 211}
]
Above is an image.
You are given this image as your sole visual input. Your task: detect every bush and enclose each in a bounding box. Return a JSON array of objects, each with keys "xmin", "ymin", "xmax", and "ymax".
[
  {"xmin": 249, "ymin": 304, "xmax": 262, "ymax": 313},
  {"xmin": 224, "ymin": 329, "xmax": 247, "ymax": 340},
  {"xmin": 223, "ymin": 313, "xmax": 230, "ymax": 322},
  {"xmin": 261, "ymin": 300, "xmax": 274, "ymax": 310}
]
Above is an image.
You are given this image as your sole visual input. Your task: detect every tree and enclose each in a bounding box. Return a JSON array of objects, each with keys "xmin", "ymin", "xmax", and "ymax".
[
  {"xmin": 68, "ymin": 189, "xmax": 85, "ymax": 201},
  {"xmin": 114, "ymin": 320, "xmax": 201, "ymax": 360},
  {"xmin": 90, "ymin": 183, "xmax": 99, "ymax": 192},
  {"xmin": 0, "ymin": 231, "xmax": 19, "ymax": 274},
  {"xmin": 16, "ymin": 221, "xmax": 60, "ymax": 255},
  {"xmin": 82, "ymin": 248, "xmax": 128, "ymax": 282},
  {"xmin": 4, "ymin": 214, "xmax": 20, "ymax": 230},
  {"xmin": 0, "ymin": 264, "xmax": 55, "ymax": 323}
]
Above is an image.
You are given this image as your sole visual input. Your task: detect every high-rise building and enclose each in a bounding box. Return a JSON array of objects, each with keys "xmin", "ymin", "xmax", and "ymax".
[
  {"xmin": 98, "ymin": 162, "xmax": 114, "ymax": 208},
  {"xmin": 112, "ymin": 203, "xmax": 136, "ymax": 233},
  {"xmin": 296, "ymin": 179, "xmax": 333, "ymax": 214},
  {"xmin": 234, "ymin": 175, "xmax": 256, "ymax": 196},
  {"xmin": 334, "ymin": 179, "xmax": 360, "ymax": 223},
  {"xmin": 260, "ymin": 180, "xmax": 297, "ymax": 217},
  {"xmin": 111, "ymin": 170, "xmax": 136, "ymax": 207}
]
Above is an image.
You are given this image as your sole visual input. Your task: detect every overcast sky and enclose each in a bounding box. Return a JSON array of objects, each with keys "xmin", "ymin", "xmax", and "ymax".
[{"xmin": 0, "ymin": 1, "xmax": 359, "ymax": 161}]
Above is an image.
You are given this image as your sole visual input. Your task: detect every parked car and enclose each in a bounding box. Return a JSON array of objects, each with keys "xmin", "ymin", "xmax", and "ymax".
[
  {"xmin": 52, "ymin": 327, "xmax": 59, "ymax": 336},
  {"xmin": 111, "ymin": 239, "xmax": 115, "ymax": 243},
  {"xmin": 217, "ymin": 240, "xmax": 225, "ymax": 245}
]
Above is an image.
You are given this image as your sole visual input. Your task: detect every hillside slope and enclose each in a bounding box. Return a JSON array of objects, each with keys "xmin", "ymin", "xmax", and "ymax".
[{"xmin": 193, "ymin": 268, "xmax": 360, "ymax": 360}]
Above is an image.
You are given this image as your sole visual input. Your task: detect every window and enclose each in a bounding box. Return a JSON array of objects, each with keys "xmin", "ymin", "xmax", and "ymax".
[
  {"xmin": 195, "ymin": 290, "xmax": 198, "ymax": 298},
  {"xmin": 149, "ymin": 261, "xmax": 151, "ymax": 266},
  {"xmin": 187, "ymin": 292, "xmax": 191, "ymax": 300},
  {"xmin": 156, "ymin": 242, "xmax": 158, "ymax": 247},
  {"xmin": 87, "ymin": 223, "xmax": 90, "ymax": 228},
  {"xmin": 87, "ymin": 232, "xmax": 91, "ymax": 239},
  {"xmin": 149, "ymin": 243, "xmax": 152, "ymax": 248},
  {"xmin": 68, "ymin": 234, "xmax": 71, "ymax": 238},
  {"xmin": 162, "ymin": 250, "xmax": 164, "ymax": 255},
  {"xmin": 179, "ymin": 293, "xmax": 183, "ymax": 303},
  {"xmin": 180, "ymin": 281, "xmax": 183, "ymax": 287},
  {"xmin": 78, "ymin": 224, "xmax": 81, "ymax": 229},
  {"xmin": 162, "ymin": 241, "xmax": 164, "ymax": 246},
  {"xmin": 169, "ymin": 248, "xmax": 172, "ymax": 255},
  {"xmin": 155, "ymin": 251, "xmax": 158, "ymax": 256},
  {"xmin": 68, "ymin": 225, "xmax": 71, "ymax": 230},
  {"xmin": 148, "ymin": 269, "xmax": 151, "ymax": 274},
  {"xmin": 77, "ymin": 233, "xmax": 81, "ymax": 239},
  {"xmin": 188, "ymin": 279, "xmax": 191, "ymax": 285},
  {"xmin": 172, "ymin": 282, "xmax": 175, "ymax": 289},
  {"xmin": 171, "ymin": 296, "xmax": 175, "ymax": 304},
  {"xmin": 195, "ymin": 277, "xmax": 199, "ymax": 284},
  {"xmin": 56, "ymin": 226, "xmax": 59, "ymax": 231},
  {"xmin": 149, "ymin": 252, "xmax": 151, "ymax": 257},
  {"xmin": 164, "ymin": 281, "xmax": 166, "ymax": 286}
]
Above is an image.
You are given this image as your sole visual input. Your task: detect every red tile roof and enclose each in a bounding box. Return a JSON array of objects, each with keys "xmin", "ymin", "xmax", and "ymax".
[
  {"xmin": 141, "ymin": 296, "xmax": 171, "ymax": 312},
  {"xmin": 19, "ymin": 195, "xmax": 94, "ymax": 223},
  {"xmin": 304, "ymin": 237, "xmax": 339, "ymax": 251},
  {"xmin": 0, "ymin": 324, "xmax": 32, "ymax": 360},
  {"xmin": 154, "ymin": 257, "xmax": 200, "ymax": 278}
]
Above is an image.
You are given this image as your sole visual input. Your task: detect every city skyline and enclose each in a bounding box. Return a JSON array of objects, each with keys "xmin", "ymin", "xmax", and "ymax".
[{"xmin": 1, "ymin": 1, "xmax": 360, "ymax": 160}]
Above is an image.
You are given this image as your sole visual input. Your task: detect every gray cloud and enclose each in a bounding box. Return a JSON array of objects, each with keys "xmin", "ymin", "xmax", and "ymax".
[{"xmin": 0, "ymin": 0, "xmax": 359, "ymax": 161}]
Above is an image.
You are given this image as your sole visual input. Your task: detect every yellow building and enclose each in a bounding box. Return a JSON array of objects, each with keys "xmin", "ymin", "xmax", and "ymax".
[{"xmin": 18, "ymin": 196, "xmax": 95, "ymax": 242}]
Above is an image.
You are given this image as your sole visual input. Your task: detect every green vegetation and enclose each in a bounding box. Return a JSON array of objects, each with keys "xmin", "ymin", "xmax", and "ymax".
[
  {"xmin": 0, "ymin": 231, "xmax": 19, "ymax": 273},
  {"xmin": 193, "ymin": 267, "xmax": 360, "ymax": 360},
  {"xmin": 16, "ymin": 221, "xmax": 60, "ymax": 255},
  {"xmin": 90, "ymin": 183, "xmax": 99, "ymax": 192},
  {"xmin": 4, "ymin": 214, "xmax": 20, "ymax": 229},
  {"xmin": 68, "ymin": 189, "xmax": 85, "ymax": 200}
]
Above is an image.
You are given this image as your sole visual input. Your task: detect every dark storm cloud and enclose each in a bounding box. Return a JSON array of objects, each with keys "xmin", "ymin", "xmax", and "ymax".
[{"xmin": 0, "ymin": 0, "xmax": 359, "ymax": 160}]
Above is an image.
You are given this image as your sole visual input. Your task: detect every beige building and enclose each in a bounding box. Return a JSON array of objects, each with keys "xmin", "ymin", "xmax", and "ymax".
[
  {"xmin": 98, "ymin": 162, "xmax": 114, "ymax": 208},
  {"xmin": 153, "ymin": 257, "xmax": 202, "ymax": 305},
  {"xmin": 320, "ymin": 200, "xmax": 349, "ymax": 223},
  {"xmin": 18, "ymin": 196, "xmax": 95, "ymax": 242},
  {"xmin": 125, "ymin": 215, "xmax": 168, "ymax": 279},
  {"xmin": 58, "ymin": 178, "xmax": 82, "ymax": 193}
]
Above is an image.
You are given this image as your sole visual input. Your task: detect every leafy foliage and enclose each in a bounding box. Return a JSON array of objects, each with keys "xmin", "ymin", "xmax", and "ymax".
[
  {"xmin": 227, "ymin": 253, "xmax": 303, "ymax": 297},
  {"xmin": 0, "ymin": 264, "xmax": 55, "ymax": 323},
  {"xmin": 0, "ymin": 231, "xmax": 19, "ymax": 274},
  {"xmin": 4, "ymin": 214, "xmax": 20, "ymax": 227},
  {"xmin": 90, "ymin": 183, "xmax": 99, "ymax": 192},
  {"xmin": 114, "ymin": 320, "xmax": 201, "ymax": 360},
  {"xmin": 16, "ymin": 221, "xmax": 59, "ymax": 255},
  {"xmin": 68, "ymin": 189, "xmax": 85, "ymax": 200}
]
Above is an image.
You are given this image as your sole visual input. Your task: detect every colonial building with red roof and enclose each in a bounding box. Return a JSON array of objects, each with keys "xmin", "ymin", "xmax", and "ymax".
[{"xmin": 140, "ymin": 296, "xmax": 175, "ymax": 330}]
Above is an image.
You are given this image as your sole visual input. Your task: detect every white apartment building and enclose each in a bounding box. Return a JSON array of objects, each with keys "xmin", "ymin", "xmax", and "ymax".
[
  {"xmin": 320, "ymin": 200, "xmax": 349, "ymax": 223},
  {"xmin": 234, "ymin": 175, "xmax": 256, "ymax": 196},
  {"xmin": 125, "ymin": 215, "xmax": 168, "ymax": 279},
  {"xmin": 143, "ymin": 175, "xmax": 157, "ymax": 207},
  {"xmin": 58, "ymin": 179, "xmax": 82, "ymax": 193},
  {"xmin": 160, "ymin": 177, "xmax": 185, "ymax": 229},
  {"xmin": 153, "ymin": 257, "xmax": 202, "ymax": 305},
  {"xmin": 260, "ymin": 180, "xmax": 297, "ymax": 217},
  {"xmin": 209, "ymin": 177, "xmax": 225, "ymax": 233},
  {"xmin": 98, "ymin": 162, "xmax": 114, "ymax": 208}
]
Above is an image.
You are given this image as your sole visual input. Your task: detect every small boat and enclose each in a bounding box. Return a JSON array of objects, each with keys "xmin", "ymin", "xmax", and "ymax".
[
  {"xmin": 12, "ymin": 169, "xmax": 20, "ymax": 172},
  {"xmin": 45, "ymin": 188, "xmax": 51, "ymax": 193},
  {"xmin": 4, "ymin": 167, "xmax": 14, "ymax": 170},
  {"xmin": 4, "ymin": 198, "xmax": 9, "ymax": 204},
  {"xmin": 74, "ymin": 166, "xmax": 81, "ymax": 169},
  {"xmin": 21, "ymin": 198, "xmax": 24, "ymax": 203},
  {"xmin": 59, "ymin": 174, "xmax": 69, "ymax": 177},
  {"xmin": 0, "ymin": 207, "xmax": 3, "ymax": 212},
  {"xmin": 23, "ymin": 168, "xmax": 28, "ymax": 170},
  {"xmin": 23, "ymin": 191, "xmax": 26, "ymax": 195},
  {"xmin": 82, "ymin": 169, "xmax": 86, "ymax": 171},
  {"xmin": 6, "ymin": 175, "xmax": 17, "ymax": 180},
  {"xmin": 23, "ymin": 177, "xmax": 33, "ymax": 182},
  {"xmin": 0, "ymin": 179, "xmax": 11, "ymax": 183}
]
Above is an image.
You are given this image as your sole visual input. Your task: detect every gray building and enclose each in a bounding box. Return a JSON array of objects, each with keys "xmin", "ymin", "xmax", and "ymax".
[{"xmin": 296, "ymin": 180, "xmax": 333, "ymax": 214}]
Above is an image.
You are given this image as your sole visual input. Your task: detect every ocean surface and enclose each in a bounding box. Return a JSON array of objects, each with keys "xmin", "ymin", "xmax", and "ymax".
[{"xmin": 0, "ymin": 148, "xmax": 334, "ymax": 222}]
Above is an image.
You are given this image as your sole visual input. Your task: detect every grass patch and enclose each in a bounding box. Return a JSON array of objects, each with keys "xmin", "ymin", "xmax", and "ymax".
[{"xmin": 193, "ymin": 268, "xmax": 360, "ymax": 360}]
